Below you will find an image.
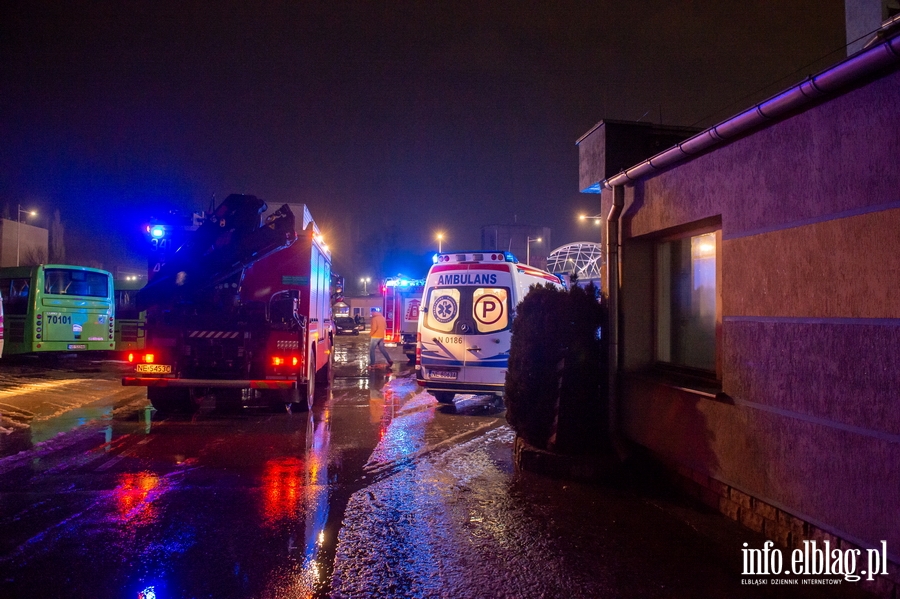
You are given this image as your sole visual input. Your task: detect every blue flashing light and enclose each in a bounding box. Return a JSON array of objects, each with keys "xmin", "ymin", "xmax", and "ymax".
[
  {"xmin": 150, "ymin": 226, "xmax": 165, "ymax": 239},
  {"xmin": 432, "ymin": 254, "xmax": 440, "ymax": 264}
]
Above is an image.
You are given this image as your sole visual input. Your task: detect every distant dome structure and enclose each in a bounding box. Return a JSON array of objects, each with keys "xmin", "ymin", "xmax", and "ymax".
[{"xmin": 547, "ymin": 242, "xmax": 602, "ymax": 281}]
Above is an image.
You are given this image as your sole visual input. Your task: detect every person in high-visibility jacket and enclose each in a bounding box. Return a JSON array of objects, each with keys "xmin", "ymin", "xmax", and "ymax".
[{"xmin": 368, "ymin": 308, "xmax": 393, "ymax": 369}]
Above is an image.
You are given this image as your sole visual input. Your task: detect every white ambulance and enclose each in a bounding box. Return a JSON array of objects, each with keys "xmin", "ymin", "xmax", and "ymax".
[{"xmin": 416, "ymin": 251, "xmax": 564, "ymax": 404}]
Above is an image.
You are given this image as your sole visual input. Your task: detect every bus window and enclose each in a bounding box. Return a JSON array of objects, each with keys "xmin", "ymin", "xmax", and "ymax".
[
  {"xmin": 45, "ymin": 269, "xmax": 110, "ymax": 297},
  {"xmin": 0, "ymin": 278, "xmax": 30, "ymax": 315}
]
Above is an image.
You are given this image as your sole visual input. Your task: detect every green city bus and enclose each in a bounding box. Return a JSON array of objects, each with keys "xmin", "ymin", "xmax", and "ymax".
[
  {"xmin": 0, "ymin": 264, "xmax": 115, "ymax": 355},
  {"xmin": 113, "ymin": 277, "xmax": 146, "ymax": 354}
]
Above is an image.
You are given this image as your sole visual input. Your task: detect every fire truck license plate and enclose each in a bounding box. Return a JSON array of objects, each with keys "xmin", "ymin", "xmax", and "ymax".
[
  {"xmin": 429, "ymin": 369, "xmax": 458, "ymax": 380},
  {"xmin": 136, "ymin": 364, "xmax": 173, "ymax": 374}
]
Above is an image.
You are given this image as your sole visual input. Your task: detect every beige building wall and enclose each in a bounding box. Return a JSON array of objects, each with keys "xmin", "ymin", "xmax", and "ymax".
[
  {"xmin": 0, "ymin": 219, "xmax": 49, "ymax": 267},
  {"xmin": 580, "ymin": 48, "xmax": 900, "ymax": 596}
]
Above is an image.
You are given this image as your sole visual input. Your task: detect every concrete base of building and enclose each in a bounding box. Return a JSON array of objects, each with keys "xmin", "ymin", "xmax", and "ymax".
[{"xmin": 666, "ymin": 458, "xmax": 899, "ymax": 599}]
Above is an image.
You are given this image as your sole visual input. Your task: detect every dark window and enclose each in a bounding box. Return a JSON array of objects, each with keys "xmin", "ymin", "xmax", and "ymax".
[
  {"xmin": 0, "ymin": 277, "xmax": 31, "ymax": 315},
  {"xmin": 44, "ymin": 269, "xmax": 109, "ymax": 297},
  {"xmin": 115, "ymin": 289, "xmax": 140, "ymax": 320}
]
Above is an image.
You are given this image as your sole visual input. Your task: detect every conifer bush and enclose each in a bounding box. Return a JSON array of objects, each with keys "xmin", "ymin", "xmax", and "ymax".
[{"xmin": 504, "ymin": 282, "xmax": 608, "ymax": 454}]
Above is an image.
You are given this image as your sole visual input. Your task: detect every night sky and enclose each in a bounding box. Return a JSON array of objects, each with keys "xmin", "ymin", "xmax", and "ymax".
[{"xmin": 1, "ymin": 1, "xmax": 845, "ymax": 287}]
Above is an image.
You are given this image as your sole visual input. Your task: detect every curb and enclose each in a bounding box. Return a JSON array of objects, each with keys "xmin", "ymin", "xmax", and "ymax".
[{"xmin": 513, "ymin": 434, "xmax": 622, "ymax": 484}]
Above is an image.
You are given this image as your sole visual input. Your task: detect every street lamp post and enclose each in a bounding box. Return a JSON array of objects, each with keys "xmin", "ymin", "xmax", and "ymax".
[
  {"xmin": 526, "ymin": 236, "xmax": 542, "ymax": 266},
  {"xmin": 360, "ymin": 277, "xmax": 371, "ymax": 295},
  {"xmin": 436, "ymin": 233, "xmax": 444, "ymax": 253},
  {"xmin": 578, "ymin": 213, "xmax": 602, "ymax": 225},
  {"xmin": 16, "ymin": 204, "xmax": 37, "ymax": 267}
]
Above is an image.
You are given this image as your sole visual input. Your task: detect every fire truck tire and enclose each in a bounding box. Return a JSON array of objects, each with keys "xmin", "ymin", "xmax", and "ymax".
[
  {"xmin": 315, "ymin": 348, "xmax": 333, "ymax": 386},
  {"xmin": 148, "ymin": 387, "xmax": 194, "ymax": 413},
  {"xmin": 304, "ymin": 350, "xmax": 316, "ymax": 411},
  {"xmin": 433, "ymin": 391, "xmax": 455, "ymax": 404}
]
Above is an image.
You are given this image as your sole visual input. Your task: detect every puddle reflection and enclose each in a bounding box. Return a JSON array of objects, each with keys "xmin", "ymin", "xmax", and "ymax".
[
  {"xmin": 260, "ymin": 403, "xmax": 333, "ymax": 596},
  {"xmin": 113, "ymin": 471, "xmax": 165, "ymax": 527}
]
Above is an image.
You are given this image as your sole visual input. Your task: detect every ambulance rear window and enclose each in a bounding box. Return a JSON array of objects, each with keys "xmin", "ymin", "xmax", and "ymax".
[
  {"xmin": 423, "ymin": 286, "xmax": 511, "ymax": 335},
  {"xmin": 424, "ymin": 288, "xmax": 460, "ymax": 333},
  {"xmin": 472, "ymin": 288, "xmax": 509, "ymax": 333}
]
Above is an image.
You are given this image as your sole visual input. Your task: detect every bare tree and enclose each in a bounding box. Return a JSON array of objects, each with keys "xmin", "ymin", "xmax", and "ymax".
[
  {"xmin": 49, "ymin": 209, "xmax": 66, "ymax": 263},
  {"xmin": 21, "ymin": 246, "xmax": 48, "ymax": 266}
]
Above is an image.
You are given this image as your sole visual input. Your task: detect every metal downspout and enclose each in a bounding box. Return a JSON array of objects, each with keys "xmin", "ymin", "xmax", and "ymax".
[{"xmin": 607, "ymin": 185, "xmax": 626, "ymax": 456}]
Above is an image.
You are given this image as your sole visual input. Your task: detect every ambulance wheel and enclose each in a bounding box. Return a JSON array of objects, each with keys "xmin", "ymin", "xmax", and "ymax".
[
  {"xmin": 433, "ymin": 391, "xmax": 455, "ymax": 404},
  {"xmin": 148, "ymin": 387, "xmax": 193, "ymax": 413}
]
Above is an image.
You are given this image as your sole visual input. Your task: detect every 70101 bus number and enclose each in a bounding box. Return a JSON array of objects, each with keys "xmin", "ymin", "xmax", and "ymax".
[{"xmin": 45, "ymin": 314, "xmax": 73, "ymax": 325}]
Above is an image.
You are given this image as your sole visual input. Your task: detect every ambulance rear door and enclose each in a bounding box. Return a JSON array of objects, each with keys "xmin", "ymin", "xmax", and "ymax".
[{"xmin": 420, "ymin": 263, "xmax": 513, "ymax": 391}]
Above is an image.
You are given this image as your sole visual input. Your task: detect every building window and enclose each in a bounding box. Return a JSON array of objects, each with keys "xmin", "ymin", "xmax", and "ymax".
[{"xmin": 656, "ymin": 230, "xmax": 719, "ymax": 374}]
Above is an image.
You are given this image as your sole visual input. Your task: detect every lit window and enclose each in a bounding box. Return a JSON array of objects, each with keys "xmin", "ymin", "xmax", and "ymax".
[{"xmin": 656, "ymin": 231, "xmax": 718, "ymax": 373}]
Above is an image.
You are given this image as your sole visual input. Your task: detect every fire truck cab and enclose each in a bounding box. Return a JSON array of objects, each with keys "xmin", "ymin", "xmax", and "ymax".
[{"xmin": 382, "ymin": 275, "xmax": 425, "ymax": 363}]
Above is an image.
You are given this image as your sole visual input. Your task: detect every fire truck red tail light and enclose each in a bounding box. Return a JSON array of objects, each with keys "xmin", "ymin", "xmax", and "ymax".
[
  {"xmin": 292, "ymin": 356, "xmax": 299, "ymax": 366},
  {"xmin": 127, "ymin": 353, "xmax": 135, "ymax": 363},
  {"xmin": 415, "ymin": 332, "xmax": 422, "ymax": 365},
  {"xmin": 144, "ymin": 353, "xmax": 155, "ymax": 364},
  {"xmin": 272, "ymin": 356, "xmax": 285, "ymax": 366}
]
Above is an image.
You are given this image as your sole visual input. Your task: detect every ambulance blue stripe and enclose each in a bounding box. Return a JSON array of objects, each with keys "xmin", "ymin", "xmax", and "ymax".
[
  {"xmin": 421, "ymin": 358, "xmax": 509, "ymax": 368},
  {"xmin": 422, "ymin": 361, "xmax": 509, "ymax": 368}
]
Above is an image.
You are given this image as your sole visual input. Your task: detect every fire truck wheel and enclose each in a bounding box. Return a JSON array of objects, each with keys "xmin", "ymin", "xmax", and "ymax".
[
  {"xmin": 433, "ymin": 391, "xmax": 455, "ymax": 404},
  {"xmin": 304, "ymin": 350, "xmax": 316, "ymax": 410},
  {"xmin": 315, "ymin": 349, "xmax": 333, "ymax": 386},
  {"xmin": 148, "ymin": 387, "xmax": 194, "ymax": 413}
]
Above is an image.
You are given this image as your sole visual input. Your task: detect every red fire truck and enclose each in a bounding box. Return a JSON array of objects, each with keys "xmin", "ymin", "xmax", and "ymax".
[
  {"xmin": 382, "ymin": 275, "xmax": 425, "ymax": 363},
  {"xmin": 122, "ymin": 194, "xmax": 333, "ymax": 412}
]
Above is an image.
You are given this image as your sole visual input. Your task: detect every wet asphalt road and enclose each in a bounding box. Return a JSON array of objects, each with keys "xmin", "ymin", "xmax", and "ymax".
[
  {"xmin": 0, "ymin": 339, "xmax": 875, "ymax": 598},
  {"xmin": 0, "ymin": 337, "xmax": 505, "ymax": 599}
]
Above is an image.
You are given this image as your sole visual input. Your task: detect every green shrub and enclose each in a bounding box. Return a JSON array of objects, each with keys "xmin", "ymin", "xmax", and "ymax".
[{"xmin": 504, "ymin": 282, "xmax": 608, "ymax": 454}]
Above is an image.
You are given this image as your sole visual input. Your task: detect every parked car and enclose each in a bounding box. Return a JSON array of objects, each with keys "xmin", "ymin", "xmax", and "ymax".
[{"xmin": 334, "ymin": 316, "xmax": 362, "ymax": 335}]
